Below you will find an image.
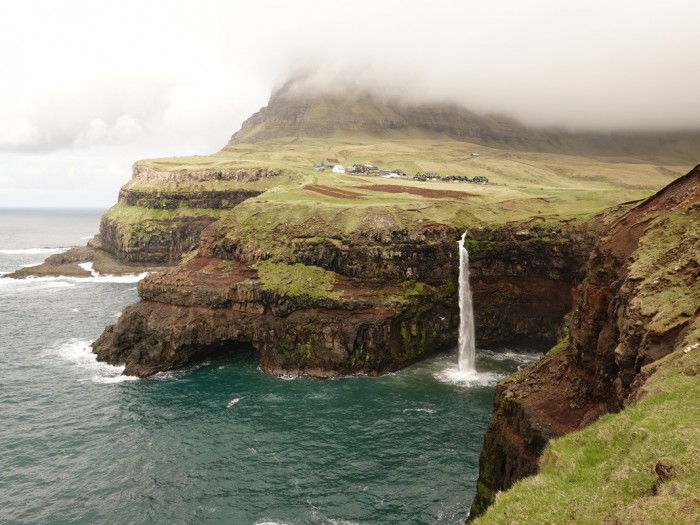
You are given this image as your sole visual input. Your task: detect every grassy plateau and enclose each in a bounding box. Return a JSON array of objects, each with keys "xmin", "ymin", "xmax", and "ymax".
[{"xmin": 126, "ymin": 136, "xmax": 691, "ymax": 241}]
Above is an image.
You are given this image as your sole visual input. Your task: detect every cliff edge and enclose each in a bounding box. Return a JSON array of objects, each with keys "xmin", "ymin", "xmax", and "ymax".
[{"xmin": 470, "ymin": 165, "xmax": 700, "ymax": 520}]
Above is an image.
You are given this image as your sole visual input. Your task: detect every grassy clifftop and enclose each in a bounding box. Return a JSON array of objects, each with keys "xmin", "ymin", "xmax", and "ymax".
[
  {"xmin": 138, "ymin": 135, "xmax": 688, "ymax": 233},
  {"xmin": 111, "ymin": 135, "xmax": 692, "ymax": 269}
]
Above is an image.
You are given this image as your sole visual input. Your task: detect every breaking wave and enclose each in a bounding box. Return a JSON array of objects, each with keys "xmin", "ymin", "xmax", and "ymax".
[
  {"xmin": 0, "ymin": 272, "xmax": 148, "ymax": 286},
  {"xmin": 0, "ymin": 247, "xmax": 69, "ymax": 255},
  {"xmin": 50, "ymin": 339, "xmax": 138, "ymax": 384}
]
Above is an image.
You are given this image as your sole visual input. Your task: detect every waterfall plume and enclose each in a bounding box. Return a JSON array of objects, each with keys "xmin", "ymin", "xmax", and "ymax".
[{"xmin": 458, "ymin": 231, "xmax": 476, "ymax": 373}]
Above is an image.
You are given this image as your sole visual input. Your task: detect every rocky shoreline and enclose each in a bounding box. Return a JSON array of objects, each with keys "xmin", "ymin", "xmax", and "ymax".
[{"xmin": 7, "ymin": 244, "xmax": 168, "ymax": 279}]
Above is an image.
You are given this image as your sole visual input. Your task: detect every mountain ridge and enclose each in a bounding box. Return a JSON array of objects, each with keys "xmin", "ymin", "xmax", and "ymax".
[{"xmin": 228, "ymin": 86, "xmax": 700, "ymax": 164}]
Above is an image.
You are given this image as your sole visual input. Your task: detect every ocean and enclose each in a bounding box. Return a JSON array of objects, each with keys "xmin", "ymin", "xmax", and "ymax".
[{"xmin": 0, "ymin": 209, "xmax": 538, "ymax": 525}]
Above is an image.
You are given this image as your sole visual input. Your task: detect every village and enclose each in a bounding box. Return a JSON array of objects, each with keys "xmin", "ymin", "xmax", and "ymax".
[{"xmin": 312, "ymin": 156, "xmax": 489, "ymax": 185}]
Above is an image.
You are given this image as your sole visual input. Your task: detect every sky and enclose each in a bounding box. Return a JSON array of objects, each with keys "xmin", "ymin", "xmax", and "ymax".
[{"xmin": 1, "ymin": 0, "xmax": 699, "ymax": 208}]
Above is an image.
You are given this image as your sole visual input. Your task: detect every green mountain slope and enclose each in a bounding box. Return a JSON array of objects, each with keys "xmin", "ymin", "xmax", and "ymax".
[{"xmin": 228, "ymin": 83, "xmax": 700, "ymax": 164}]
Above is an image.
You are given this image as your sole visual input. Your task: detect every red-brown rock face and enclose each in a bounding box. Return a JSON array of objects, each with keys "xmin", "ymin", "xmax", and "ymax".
[{"xmin": 469, "ymin": 166, "xmax": 700, "ymax": 519}]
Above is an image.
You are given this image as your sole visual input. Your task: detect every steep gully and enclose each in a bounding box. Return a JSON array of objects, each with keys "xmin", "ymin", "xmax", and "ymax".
[{"xmin": 469, "ymin": 166, "xmax": 700, "ymax": 518}]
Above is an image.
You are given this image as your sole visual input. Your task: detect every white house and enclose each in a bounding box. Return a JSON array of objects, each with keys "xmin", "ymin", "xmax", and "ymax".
[{"xmin": 332, "ymin": 164, "xmax": 346, "ymax": 174}]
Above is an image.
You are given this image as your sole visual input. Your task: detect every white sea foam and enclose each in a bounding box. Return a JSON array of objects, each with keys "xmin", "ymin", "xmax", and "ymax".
[
  {"xmin": 51, "ymin": 339, "xmax": 137, "ymax": 384},
  {"xmin": 479, "ymin": 348, "xmax": 543, "ymax": 365},
  {"xmin": 402, "ymin": 408, "xmax": 437, "ymax": 414},
  {"xmin": 0, "ymin": 277, "xmax": 77, "ymax": 289},
  {"xmin": 151, "ymin": 370, "xmax": 182, "ymax": 381},
  {"xmin": 80, "ymin": 272, "xmax": 150, "ymax": 283},
  {"xmin": 0, "ymin": 272, "xmax": 149, "ymax": 287},
  {"xmin": 92, "ymin": 374, "xmax": 139, "ymax": 384},
  {"xmin": 0, "ymin": 247, "xmax": 68, "ymax": 255},
  {"xmin": 227, "ymin": 397, "xmax": 242, "ymax": 408},
  {"xmin": 78, "ymin": 261, "xmax": 99, "ymax": 277},
  {"xmin": 434, "ymin": 366, "xmax": 504, "ymax": 387}
]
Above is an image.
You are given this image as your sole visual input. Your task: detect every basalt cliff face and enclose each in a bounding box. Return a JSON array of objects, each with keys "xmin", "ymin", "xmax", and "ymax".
[
  {"xmin": 92, "ymin": 211, "xmax": 594, "ymax": 377},
  {"xmin": 469, "ymin": 166, "xmax": 700, "ymax": 519},
  {"xmin": 93, "ymin": 164, "xmax": 280, "ymax": 264},
  {"xmin": 467, "ymin": 222, "xmax": 597, "ymax": 350},
  {"xmin": 10, "ymin": 164, "xmax": 281, "ymax": 278}
]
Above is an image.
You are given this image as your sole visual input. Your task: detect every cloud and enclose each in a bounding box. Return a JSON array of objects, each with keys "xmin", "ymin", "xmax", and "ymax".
[
  {"xmin": 1, "ymin": 0, "xmax": 699, "ymax": 207},
  {"xmin": 73, "ymin": 115, "xmax": 144, "ymax": 147},
  {"xmin": 260, "ymin": 0, "xmax": 700, "ymax": 131},
  {"xmin": 0, "ymin": 118, "xmax": 41, "ymax": 149}
]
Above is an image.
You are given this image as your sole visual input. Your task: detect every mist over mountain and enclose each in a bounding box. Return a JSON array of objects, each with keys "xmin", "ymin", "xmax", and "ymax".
[{"xmin": 229, "ymin": 78, "xmax": 700, "ymax": 164}]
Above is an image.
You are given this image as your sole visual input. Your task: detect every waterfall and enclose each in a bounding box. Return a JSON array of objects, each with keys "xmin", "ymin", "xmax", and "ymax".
[{"xmin": 458, "ymin": 231, "xmax": 476, "ymax": 373}]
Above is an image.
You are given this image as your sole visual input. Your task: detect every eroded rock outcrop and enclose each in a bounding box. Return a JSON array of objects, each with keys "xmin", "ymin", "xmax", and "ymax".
[
  {"xmin": 14, "ymin": 165, "xmax": 282, "ymax": 276},
  {"xmin": 93, "ymin": 253, "xmax": 459, "ymax": 378},
  {"xmin": 469, "ymin": 166, "xmax": 700, "ymax": 519},
  {"xmin": 92, "ymin": 205, "xmax": 596, "ymax": 378},
  {"xmin": 94, "ymin": 165, "xmax": 281, "ymax": 264}
]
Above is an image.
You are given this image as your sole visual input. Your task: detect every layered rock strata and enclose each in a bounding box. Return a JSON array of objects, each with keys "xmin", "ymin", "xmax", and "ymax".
[
  {"xmin": 466, "ymin": 222, "xmax": 596, "ymax": 349},
  {"xmin": 93, "ymin": 235, "xmax": 461, "ymax": 377},
  {"xmin": 13, "ymin": 165, "xmax": 281, "ymax": 277},
  {"xmin": 469, "ymin": 166, "xmax": 700, "ymax": 518},
  {"xmin": 95, "ymin": 165, "xmax": 280, "ymax": 264},
  {"xmin": 93, "ymin": 211, "xmax": 594, "ymax": 377}
]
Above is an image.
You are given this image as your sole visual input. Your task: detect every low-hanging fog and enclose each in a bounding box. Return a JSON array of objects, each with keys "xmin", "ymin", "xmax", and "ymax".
[{"xmin": 1, "ymin": 0, "xmax": 699, "ymax": 207}]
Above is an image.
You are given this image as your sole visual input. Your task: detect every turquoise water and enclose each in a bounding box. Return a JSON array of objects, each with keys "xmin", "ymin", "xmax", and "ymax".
[{"xmin": 0, "ymin": 210, "xmax": 539, "ymax": 524}]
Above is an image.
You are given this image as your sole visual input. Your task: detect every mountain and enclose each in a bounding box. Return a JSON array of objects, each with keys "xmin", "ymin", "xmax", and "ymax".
[{"xmin": 229, "ymin": 82, "xmax": 700, "ymax": 164}]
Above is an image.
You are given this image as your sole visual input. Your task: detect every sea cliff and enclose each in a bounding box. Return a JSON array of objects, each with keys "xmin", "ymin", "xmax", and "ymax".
[
  {"xmin": 92, "ymin": 212, "xmax": 594, "ymax": 377},
  {"xmin": 9, "ymin": 163, "xmax": 283, "ymax": 277},
  {"xmin": 469, "ymin": 165, "xmax": 700, "ymax": 520}
]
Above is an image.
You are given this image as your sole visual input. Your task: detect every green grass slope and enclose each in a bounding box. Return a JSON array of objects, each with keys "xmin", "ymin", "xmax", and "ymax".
[
  {"xmin": 227, "ymin": 89, "xmax": 700, "ymax": 164},
  {"xmin": 473, "ymin": 342, "xmax": 700, "ymax": 525},
  {"xmin": 472, "ymin": 186, "xmax": 700, "ymax": 524}
]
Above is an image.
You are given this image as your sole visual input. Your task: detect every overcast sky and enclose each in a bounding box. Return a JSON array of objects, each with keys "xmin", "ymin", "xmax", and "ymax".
[{"xmin": 1, "ymin": 0, "xmax": 699, "ymax": 208}]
